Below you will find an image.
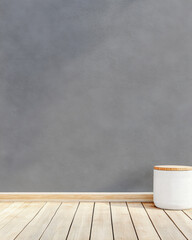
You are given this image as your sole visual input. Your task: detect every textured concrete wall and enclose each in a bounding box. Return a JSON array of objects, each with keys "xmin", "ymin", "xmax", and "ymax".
[{"xmin": 0, "ymin": 0, "xmax": 192, "ymax": 191}]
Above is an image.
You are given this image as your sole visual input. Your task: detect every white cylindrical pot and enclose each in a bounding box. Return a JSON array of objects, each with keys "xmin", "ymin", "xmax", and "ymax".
[{"xmin": 153, "ymin": 165, "xmax": 192, "ymax": 210}]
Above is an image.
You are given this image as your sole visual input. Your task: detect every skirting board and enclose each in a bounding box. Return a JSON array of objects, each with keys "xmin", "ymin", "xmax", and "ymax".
[{"xmin": 0, "ymin": 192, "xmax": 153, "ymax": 202}]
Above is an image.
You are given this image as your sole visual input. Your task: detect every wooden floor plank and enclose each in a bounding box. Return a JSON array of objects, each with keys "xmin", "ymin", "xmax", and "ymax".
[
  {"xmin": 0, "ymin": 202, "xmax": 27, "ymax": 221},
  {"xmin": 0, "ymin": 202, "xmax": 30, "ymax": 230},
  {"xmin": 0, "ymin": 202, "xmax": 14, "ymax": 221},
  {"xmin": 143, "ymin": 203, "xmax": 186, "ymax": 240},
  {"xmin": 0, "ymin": 202, "xmax": 12, "ymax": 213},
  {"xmin": 91, "ymin": 202, "xmax": 113, "ymax": 240},
  {"xmin": 67, "ymin": 202, "xmax": 94, "ymax": 240},
  {"xmin": 40, "ymin": 202, "xmax": 78, "ymax": 240},
  {"xmin": 165, "ymin": 209, "xmax": 192, "ymax": 239},
  {"xmin": 15, "ymin": 202, "xmax": 60, "ymax": 239},
  {"xmin": 0, "ymin": 202, "xmax": 45, "ymax": 239},
  {"xmin": 111, "ymin": 202, "xmax": 137, "ymax": 240},
  {"xmin": 183, "ymin": 208, "xmax": 192, "ymax": 219},
  {"xmin": 128, "ymin": 202, "xmax": 160, "ymax": 240}
]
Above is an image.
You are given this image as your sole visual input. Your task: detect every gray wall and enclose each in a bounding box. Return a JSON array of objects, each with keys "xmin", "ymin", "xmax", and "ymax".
[{"xmin": 0, "ymin": 0, "xmax": 192, "ymax": 192}]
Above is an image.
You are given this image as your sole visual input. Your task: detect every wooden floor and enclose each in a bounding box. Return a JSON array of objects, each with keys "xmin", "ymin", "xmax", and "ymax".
[{"xmin": 0, "ymin": 202, "xmax": 192, "ymax": 239}]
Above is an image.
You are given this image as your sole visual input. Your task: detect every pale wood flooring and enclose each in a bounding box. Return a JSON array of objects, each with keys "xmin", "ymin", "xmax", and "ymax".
[{"xmin": 0, "ymin": 202, "xmax": 191, "ymax": 239}]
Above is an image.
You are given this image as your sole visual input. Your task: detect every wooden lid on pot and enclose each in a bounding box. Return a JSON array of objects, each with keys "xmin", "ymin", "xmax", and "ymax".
[{"xmin": 154, "ymin": 165, "xmax": 192, "ymax": 171}]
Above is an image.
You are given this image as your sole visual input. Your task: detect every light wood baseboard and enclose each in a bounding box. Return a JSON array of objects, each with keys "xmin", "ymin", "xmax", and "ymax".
[{"xmin": 0, "ymin": 192, "xmax": 153, "ymax": 202}]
